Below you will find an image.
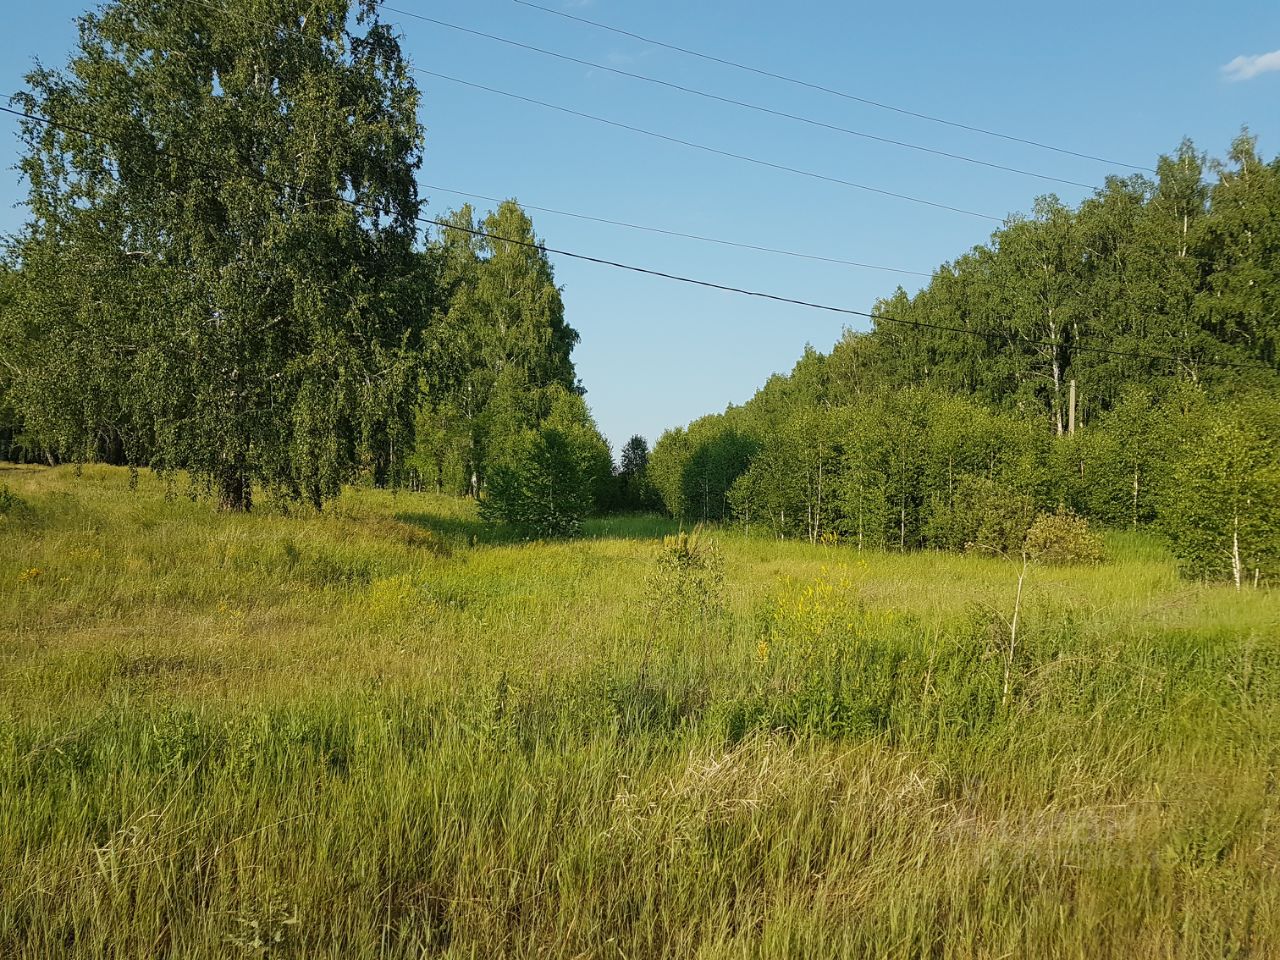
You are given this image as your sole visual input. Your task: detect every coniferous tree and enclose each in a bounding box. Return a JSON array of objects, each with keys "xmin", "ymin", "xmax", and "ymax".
[
  {"xmin": 620, "ymin": 435, "xmax": 649, "ymax": 479},
  {"xmin": 617, "ymin": 434, "xmax": 655, "ymax": 511}
]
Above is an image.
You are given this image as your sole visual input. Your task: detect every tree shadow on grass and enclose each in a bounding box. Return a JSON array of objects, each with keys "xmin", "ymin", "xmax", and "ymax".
[
  {"xmin": 394, "ymin": 508, "xmax": 680, "ymax": 549},
  {"xmin": 392, "ymin": 509, "xmax": 509, "ymax": 548},
  {"xmin": 581, "ymin": 513, "xmax": 681, "ymax": 541}
]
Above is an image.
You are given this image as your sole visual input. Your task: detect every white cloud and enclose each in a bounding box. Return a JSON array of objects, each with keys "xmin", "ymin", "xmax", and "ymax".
[{"xmin": 1222, "ymin": 49, "xmax": 1280, "ymax": 82}]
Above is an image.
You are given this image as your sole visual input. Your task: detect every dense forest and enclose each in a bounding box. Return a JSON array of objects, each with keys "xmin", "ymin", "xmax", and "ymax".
[
  {"xmin": 0, "ymin": 0, "xmax": 1277, "ymax": 579},
  {"xmin": 647, "ymin": 137, "xmax": 1280, "ymax": 584}
]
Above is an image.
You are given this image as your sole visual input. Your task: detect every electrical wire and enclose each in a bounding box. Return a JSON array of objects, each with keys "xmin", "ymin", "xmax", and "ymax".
[
  {"xmin": 414, "ymin": 68, "xmax": 1004, "ymax": 223},
  {"xmin": 3, "ymin": 104, "xmax": 1270, "ymax": 373},
  {"xmin": 380, "ymin": 5, "xmax": 1096, "ymax": 191},
  {"xmin": 508, "ymin": 0, "xmax": 1155, "ymax": 173},
  {"xmin": 420, "ymin": 182, "xmax": 935, "ymax": 278}
]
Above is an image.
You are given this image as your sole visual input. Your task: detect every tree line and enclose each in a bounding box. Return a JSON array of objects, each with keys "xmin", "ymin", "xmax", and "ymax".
[
  {"xmin": 0, "ymin": 0, "xmax": 650, "ymax": 534},
  {"xmin": 649, "ymin": 378, "xmax": 1278, "ymax": 583},
  {"xmin": 0, "ymin": 0, "xmax": 1276, "ymax": 575},
  {"xmin": 647, "ymin": 137, "xmax": 1280, "ymax": 584}
]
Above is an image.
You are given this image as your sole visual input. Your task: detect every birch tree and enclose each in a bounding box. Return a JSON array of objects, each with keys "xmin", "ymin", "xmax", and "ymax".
[{"xmin": 6, "ymin": 0, "xmax": 424, "ymax": 509}]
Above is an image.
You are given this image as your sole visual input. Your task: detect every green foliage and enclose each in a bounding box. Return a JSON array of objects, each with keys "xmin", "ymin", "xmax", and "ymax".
[
  {"xmin": 412, "ymin": 202, "xmax": 580, "ymax": 499},
  {"xmin": 1160, "ymin": 399, "xmax": 1280, "ymax": 585},
  {"xmin": 730, "ymin": 404, "xmax": 846, "ymax": 541},
  {"xmin": 615, "ymin": 434, "xmax": 659, "ymax": 511},
  {"xmin": 656, "ymin": 139, "xmax": 1280, "ymax": 573},
  {"xmin": 0, "ymin": 484, "xmax": 23, "ymax": 517},
  {"xmin": 407, "ymin": 397, "xmax": 469, "ymax": 495},
  {"xmin": 544, "ymin": 391, "xmax": 615, "ymax": 514},
  {"xmin": 1053, "ymin": 389, "xmax": 1174, "ymax": 527},
  {"xmin": 718, "ymin": 388, "xmax": 1046, "ymax": 552},
  {"xmin": 864, "ymin": 136, "xmax": 1279, "ymax": 425},
  {"xmin": 649, "ymin": 414, "xmax": 759, "ymax": 522},
  {"xmin": 0, "ymin": 267, "xmax": 23, "ymax": 463},
  {"xmin": 1025, "ymin": 509, "xmax": 1107, "ymax": 566},
  {"xmin": 1198, "ymin": 134, "xmax": 1280, "ymax": 369},
  {"xmin": 478, "ymin": 390, "xmax": 611, "ymax": 538},
  {"xmin": 620, "ymin": 435, "xmax": 649, "ymax": 477},
  {"xmin": 4, "ymin": 0, "xmax": 425, "ymax": 509},
  {"xmin": 927, "ymin": 475, "xmax": 1037, "ymax": 556},
  {"xmin": 647, "ymin": 530, "xmax": 724, "ymax": 622},
  {"xmin": 480, "ymin": 428, "xmax": 591, "ymax": 538}
]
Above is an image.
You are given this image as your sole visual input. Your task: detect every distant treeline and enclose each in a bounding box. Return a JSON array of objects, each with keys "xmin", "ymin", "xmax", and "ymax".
[
  {"xmin": 873, "ymin": 136, "xmax": 1278, "ymax": 425},
  {"xmin": 647, "ymin": 135, "xmax": 1280, "ymax": 583}
]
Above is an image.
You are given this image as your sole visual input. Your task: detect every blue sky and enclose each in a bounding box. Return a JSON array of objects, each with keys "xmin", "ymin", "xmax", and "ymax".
[{"xmin": 3, "ymin": 1, "xmax": 1279, "ymax": 453}]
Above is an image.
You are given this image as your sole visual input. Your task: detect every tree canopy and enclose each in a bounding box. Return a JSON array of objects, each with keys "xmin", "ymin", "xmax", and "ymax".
[
  {"xmin": 646, "ymin": 134, "xmax": 1280, "ymax": 582},
  {"xmin": 409, "ymin": 201, "xmax": 583, "ymax": 500},
  {"xmin": 3, "ymin": 0, "xmax": 425, "ymax": 509}
]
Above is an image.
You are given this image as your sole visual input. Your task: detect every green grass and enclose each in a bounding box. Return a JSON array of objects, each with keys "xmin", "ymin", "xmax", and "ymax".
[{"xmin": 2, "ymin": 464, "xmax": 1278, "ymax": 958}]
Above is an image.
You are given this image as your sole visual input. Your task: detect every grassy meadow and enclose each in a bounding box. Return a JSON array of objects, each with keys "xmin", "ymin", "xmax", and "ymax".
[{"xmin": 1, "ymin": 464, "xmax": 1278, "ymax": 958}]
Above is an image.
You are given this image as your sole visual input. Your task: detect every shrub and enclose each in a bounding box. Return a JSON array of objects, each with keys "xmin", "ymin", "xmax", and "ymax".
[
  {"xmin": 480, "ymin": 427, "xmax": 595, "ymax": 539},
  {"xmin": 0, "ymin": 483, "xmax": 25, "ymax": 519},
  {"xmin": 926, "ymin": 475, "xmax": 1036, "ymax": 556},
  {"xmin": 648, "ymin": 530, "xmax": 724, "ymax": 623},
  {"xmin": 479, "ymin": 392, "xmax": 614, "ymax": 539},
  {"xmin": 1025, "ymin": 509, "xmax": 1106, "ymax": 566}
]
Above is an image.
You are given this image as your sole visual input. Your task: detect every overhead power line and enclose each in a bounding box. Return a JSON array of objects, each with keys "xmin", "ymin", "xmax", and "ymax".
[
  {"xmin": 180, "ymin": 0, "xmax": 1222, "ymax": 275},
  {"xmin": 415, "ymin": 68, "xmax": 1003, "ymax": 223},
  {"xmin": 508, "ymin": 0, "xmax": 1155, "ymax": 174},
  {"xmin": 176, "ymin": 0, "xmax": 1002, "ymax": 222},
  {"xmin": 421, "ymin": 183, "xmax": 935, "ymax": 278},
  {"xmin": 381, "ymin": 5, "xmax": 1096, "ymax": 191},
  {"xmin": 3, "ymin": 105, "xmax": 1270, "ymax": 374}
]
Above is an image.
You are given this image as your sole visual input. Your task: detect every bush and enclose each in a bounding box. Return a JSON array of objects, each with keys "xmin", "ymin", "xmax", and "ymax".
[
  {"xmin": 0, "ymin": 483, "xmax": 25, "ymax": 518},
  {"xmin": 479, "ymin": 390, "xmax": 614, "ymax": 539},
  {"xmin": 648, "ymin": 530, "xmax": 724, "ymax": 623},
  {"xmin": 480, "ymin": 427, "xmax": 595, "ymax": 539},
  {"xmin": 1025, "ymin": 509, "xmax": 1106, "ymax": 566},
  {"xmin": 926, "ymin": 475, "xmax": 1037, "ymax": 556}
]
